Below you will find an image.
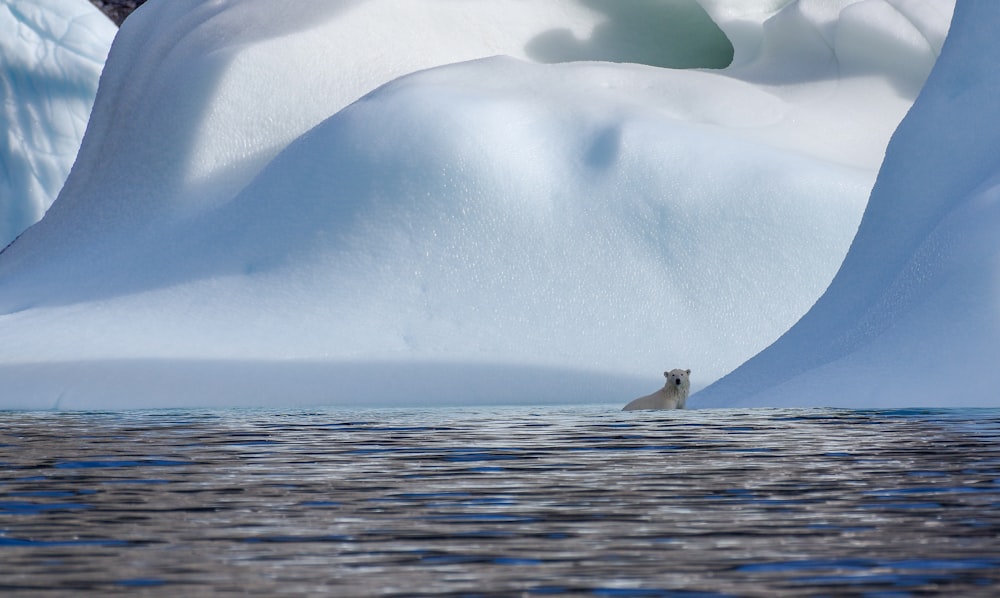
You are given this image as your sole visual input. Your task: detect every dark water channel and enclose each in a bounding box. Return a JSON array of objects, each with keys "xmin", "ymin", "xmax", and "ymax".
[{"xmin": 2, "ymin": 406, "xmax": 999, "ymax": 596}]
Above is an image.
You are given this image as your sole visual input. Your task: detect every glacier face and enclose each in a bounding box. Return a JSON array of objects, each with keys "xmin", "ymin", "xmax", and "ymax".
[
  {"xmin": 0, "ymin": 0, "xmax": 115, "ymax": 249},
  {"xmin": 0, "ymin": 0, "xmax": 960, "ymax": 409}
]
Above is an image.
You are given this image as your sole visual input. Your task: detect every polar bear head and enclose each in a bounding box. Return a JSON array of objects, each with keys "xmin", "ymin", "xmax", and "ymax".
[{"xmin": 664, "ymin": 369, "xmax": 691, "ymax": 392}]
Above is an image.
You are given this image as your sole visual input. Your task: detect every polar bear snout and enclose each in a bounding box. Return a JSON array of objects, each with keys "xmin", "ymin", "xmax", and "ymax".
[{"xmin": 667, "ymin": 371, "xmax": 687, "ymax": 386}]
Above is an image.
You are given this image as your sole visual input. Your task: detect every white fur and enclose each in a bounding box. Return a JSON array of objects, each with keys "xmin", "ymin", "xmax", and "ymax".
[{"xmin": 622, "ymin": 368, "xmax": 691, "ymax": 411}]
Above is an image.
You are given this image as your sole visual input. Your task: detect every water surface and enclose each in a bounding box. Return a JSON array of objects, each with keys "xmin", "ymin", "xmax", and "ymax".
[{"xmin": 2, "ymin": 406, "xmax": 999, "ymax": 595}]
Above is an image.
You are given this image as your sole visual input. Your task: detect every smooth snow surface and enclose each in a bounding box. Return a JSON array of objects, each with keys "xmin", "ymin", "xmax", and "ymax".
[
  {"xmin": 0, "ymin": 0, "xmax": 957, "ymax": 409},
  {"xmin": 0, "ymin": 0, "xmax": 115, "ymax": 249},
  {"xmin": 696, "ymin": 0, "xmax": 1000, "ymax": 409}
]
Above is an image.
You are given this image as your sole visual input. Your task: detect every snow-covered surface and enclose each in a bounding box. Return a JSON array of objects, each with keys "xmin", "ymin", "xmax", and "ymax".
[
  {"xmin": 0, "ymin": 0, "xmax": 958, "ymax": 409},
  {"xmin": 0, "ymin": 0, "xmax": 115, "ymax": 249},
  {"xmin": 696, "ymin": 0, "xmax": 1000, "ymax": 409}
]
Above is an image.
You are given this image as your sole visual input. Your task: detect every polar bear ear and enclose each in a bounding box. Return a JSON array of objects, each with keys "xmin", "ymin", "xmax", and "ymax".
[
  {"xmin": 663, "ymin": 371, "xmax": 669, "ymax": 378},
  {"xmin": 685, "ymin": 369, "xmax": 691, "ymax": 375}
]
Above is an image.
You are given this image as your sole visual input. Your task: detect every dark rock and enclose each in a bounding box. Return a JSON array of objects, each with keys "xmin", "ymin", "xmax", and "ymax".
[{"xmin": 88, "ymin": 0, "xmax": 147, "ymax": 27}]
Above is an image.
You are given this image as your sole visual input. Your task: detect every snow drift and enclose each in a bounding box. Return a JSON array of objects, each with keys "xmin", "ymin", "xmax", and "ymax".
[
  {"xmin": 696, "ymin": 0, "xmax": 1000, "ymax": 408},
  {"xmin": 0, "ymin": 0, "xmax": 958, "ymax": 409}
]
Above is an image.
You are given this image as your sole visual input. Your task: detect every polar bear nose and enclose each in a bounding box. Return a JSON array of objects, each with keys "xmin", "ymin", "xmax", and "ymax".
[{"xmin": 674, "ymin": 378, "xmax": 681, "ymax": 385}]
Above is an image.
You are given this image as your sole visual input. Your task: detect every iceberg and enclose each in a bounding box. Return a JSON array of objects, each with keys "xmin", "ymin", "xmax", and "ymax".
[
  {"xmin": 696, "ymin": 0, "xmax": 1000, "ymax": 409},
  {"xmin": 0, "ymin": 0, "xmax": 115, "ymax": 249},
  {"xmin": 0, "ymin": 0, "xmax": 956, "ymax": 409}
]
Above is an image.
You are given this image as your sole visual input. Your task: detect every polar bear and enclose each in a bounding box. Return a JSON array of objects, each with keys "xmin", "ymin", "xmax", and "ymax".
[{"xmin": 622, "ymin": 369, "xmax": 691, "ymax": 411}]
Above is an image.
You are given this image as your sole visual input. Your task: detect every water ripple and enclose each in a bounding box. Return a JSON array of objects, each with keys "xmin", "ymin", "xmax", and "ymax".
[{"xmin": 0, "ymin": 406, "xmax": 998, "ymax": 595}]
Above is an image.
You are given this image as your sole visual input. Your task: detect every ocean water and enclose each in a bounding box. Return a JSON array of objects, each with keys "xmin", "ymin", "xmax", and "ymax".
[{"xmin": 1, "ymin": 406, "xmax": 999, "ymax": 596}]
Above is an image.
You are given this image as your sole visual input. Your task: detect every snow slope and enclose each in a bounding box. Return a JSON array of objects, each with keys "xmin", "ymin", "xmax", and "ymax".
[
  {"xmin": 0, "ymin": 0, "xmax": 955, "ymax": 409},
  {"xmin": 0, "ymin": 0, "xmax": 115, "ymax": 249},
  {"xmin": 696, "ymin": 0, "xmax": 1000, "ymax": 408}
]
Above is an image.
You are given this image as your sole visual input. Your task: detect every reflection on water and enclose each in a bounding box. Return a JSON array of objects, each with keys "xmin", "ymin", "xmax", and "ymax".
[{"xmin": 1, "ymin": 406, "xmax": 999, "ymax": 595}]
